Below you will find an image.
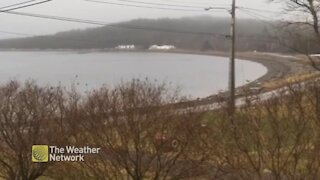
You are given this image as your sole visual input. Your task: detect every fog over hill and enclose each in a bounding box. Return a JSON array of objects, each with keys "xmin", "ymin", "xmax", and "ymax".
[{"xmin": 0, "ymin": 16, "xmax": 292, "ymax": 52}]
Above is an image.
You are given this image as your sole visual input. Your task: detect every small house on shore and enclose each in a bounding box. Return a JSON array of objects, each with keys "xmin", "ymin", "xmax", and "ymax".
[
  {"xmin": 115, "ymin": 45, "xmax": 135, "ymax": 50},
  {"xmin": 149, "ymin": 45, "xmax": 176, "ymax": 50}
]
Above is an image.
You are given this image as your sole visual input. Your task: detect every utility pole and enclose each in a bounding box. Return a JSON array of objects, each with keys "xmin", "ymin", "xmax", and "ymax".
[{"xmin": 229, "ymin": 0, "xmax": 236, "ymax": 114}]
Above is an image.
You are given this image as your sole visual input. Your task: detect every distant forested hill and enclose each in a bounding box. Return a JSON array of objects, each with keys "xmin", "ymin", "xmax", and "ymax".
[{"xmin": 0, "ymin": 16, "xmax": 293, "ymax": 52}]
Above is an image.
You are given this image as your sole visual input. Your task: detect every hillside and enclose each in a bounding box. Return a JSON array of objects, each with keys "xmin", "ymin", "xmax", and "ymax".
[{"xmin": 0, "ymin": 16, "xmax": 286, "ymax": 52}]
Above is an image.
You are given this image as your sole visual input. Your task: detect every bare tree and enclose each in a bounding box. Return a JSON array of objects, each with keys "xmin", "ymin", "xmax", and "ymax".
[
  {"xmin": 0, "ymin": 81, "xmax": 65, "ymax": 180},
  {"xmin": 270, "ymin": 0, "xmax": 320, "ymax": 70},
  {"xmin": 2, "ymin": 79, "xmax": 320, "ymax": 179}
]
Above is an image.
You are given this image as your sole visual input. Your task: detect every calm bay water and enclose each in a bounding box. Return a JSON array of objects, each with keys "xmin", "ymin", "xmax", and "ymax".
[{"xmin": 0, "ymin": 51, "xmax": 267, "ymax": 98}]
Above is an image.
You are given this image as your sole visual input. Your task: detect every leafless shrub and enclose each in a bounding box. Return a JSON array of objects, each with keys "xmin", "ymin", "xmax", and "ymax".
[
  {"xmin": 210, "ymin": 81, "xmax": 320, "ymax": 179},
  {"xmin": 60, "ymin": 79, "xmax": 206, "ymax": 179}
]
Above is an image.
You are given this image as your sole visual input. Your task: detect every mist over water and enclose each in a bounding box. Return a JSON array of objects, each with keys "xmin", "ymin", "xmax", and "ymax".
[{"xmin": 0, "ymin": 51, "xmax": 267, "ymax": 98}]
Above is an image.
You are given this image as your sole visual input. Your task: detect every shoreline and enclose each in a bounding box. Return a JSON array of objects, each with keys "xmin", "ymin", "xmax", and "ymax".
[
  {"xmin": 169, "ymin": 50, "xmax": 317, "ymax": 104},
  {"xmin": 141, "ymin": 49, "xmax": 317, "ymax": 104}
]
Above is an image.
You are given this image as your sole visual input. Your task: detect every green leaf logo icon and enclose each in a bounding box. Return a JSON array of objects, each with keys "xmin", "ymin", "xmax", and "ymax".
[{"xmin": 32, "ymin": 145, "xmax": 49, "ymax": 162}]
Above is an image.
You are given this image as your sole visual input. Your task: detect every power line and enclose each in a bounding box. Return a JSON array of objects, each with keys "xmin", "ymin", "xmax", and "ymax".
[
  {"xmin": 160, "ymin": 0, "xmax": 219, "ymax": 4},
  {"xmin": 3, "ymin": 11, "xmax": 228, "ymax": 37},
  {"xmin": 0, "ymin": 0, "xmax": 228, "ymax": 37},
  {"xmin": 0, "ymin": 2, "xmax": 284, "ymax": 42},
  {"xmin": 0, "ymin": 30, "xmax": 33, "ymax": 37},
  {"xmin": 237, "ymin": 9, "xmax": 287, "ymax": 42},
  {"xmin": 84, "ymin": 0, "xmax": 204, "ymax": 12},
  {"xmin": 238, "ymin": 8, "xmax": 306, "ymax": 44},
  {"xmin": 4, "ymin": 11, "xmax": 108, "ymax": 25},
  {"xmin": 0, "ymin": 28, "xmax": 284, "ymax": 54},
  {"xmin": 0, "ymin": 3, "xmax": 281, "ymax": 43},
  {"xmin": 237, "ymin": 6, "xmax": 282, "ymax": 14},
  {"xmin": 238, "ymin": 7, "xmax": 307, "ymax": 23},
  {"xmin": 113, "ymin": 24, "xmax": 226, "ymax": 36},
  {"xmin": 0, "ymin": 0, "xmax": 298, "ymax": 53},
  {"xmin": 1, "ymin": 9, "xmax": 284, "ymax": 41},
  {"xmin": 0, "ymin": 25, "xmax": 279, "ymax": 43},
  {"xmin": 0, "ymin": 18, "xmax": 282, "ymax": 50},
  {"xmin": 84, "ymin": 0, "xmax": 226, "ymax": 12},
  {"xmin": 110, "ymin": 0, "xmax": 225, "ymax": 9},
  {"xmin": 0, "ymin": 29, "xmax": 117, "ymax": 44},
  {"xmin": 0, "ymin": 0, "xmax": 36, "ymax": 10},
  {"xmin": 158, "ymin": 0, "xmax": 219, "ymax": 6},
  {"xmin": 238, "ymin": 6, "xmax": 309, "ymax": 20},
  {"xmin": 0, "ymin": 0, "xmax": 52, "ymax": 13},
  {"xmin": 238, "ymin": 8, "xmax": 279, "ymax": 24}
]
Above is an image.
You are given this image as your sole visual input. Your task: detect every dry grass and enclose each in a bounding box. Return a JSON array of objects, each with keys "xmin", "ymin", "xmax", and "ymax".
[{"xmin": 262, "ymin": 72, "xmax": 320, "ymax": 90}]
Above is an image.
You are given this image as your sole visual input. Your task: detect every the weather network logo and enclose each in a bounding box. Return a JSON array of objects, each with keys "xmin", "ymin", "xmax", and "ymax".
[
  {"xmin": 32, "ymin": 145, "xmax": 101, "ymax": 162},
  {"xmin": 32, "ymin": 145, "xmax": 49, "ymax": 163}
]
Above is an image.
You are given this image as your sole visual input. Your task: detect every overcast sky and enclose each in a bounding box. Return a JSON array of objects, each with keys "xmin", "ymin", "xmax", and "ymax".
[{"xmin": 0, "ymin": 0, "xmax": 284, "ymax": 39}]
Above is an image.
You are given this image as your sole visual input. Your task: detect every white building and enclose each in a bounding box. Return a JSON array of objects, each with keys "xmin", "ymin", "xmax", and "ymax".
[
  {"xmin": 149, "ymin": 45, "xmax": 176, "ymax": 50},
  {"xmin": 115, "ymin": 45, "xmax": 135, "ymax": 50}
]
